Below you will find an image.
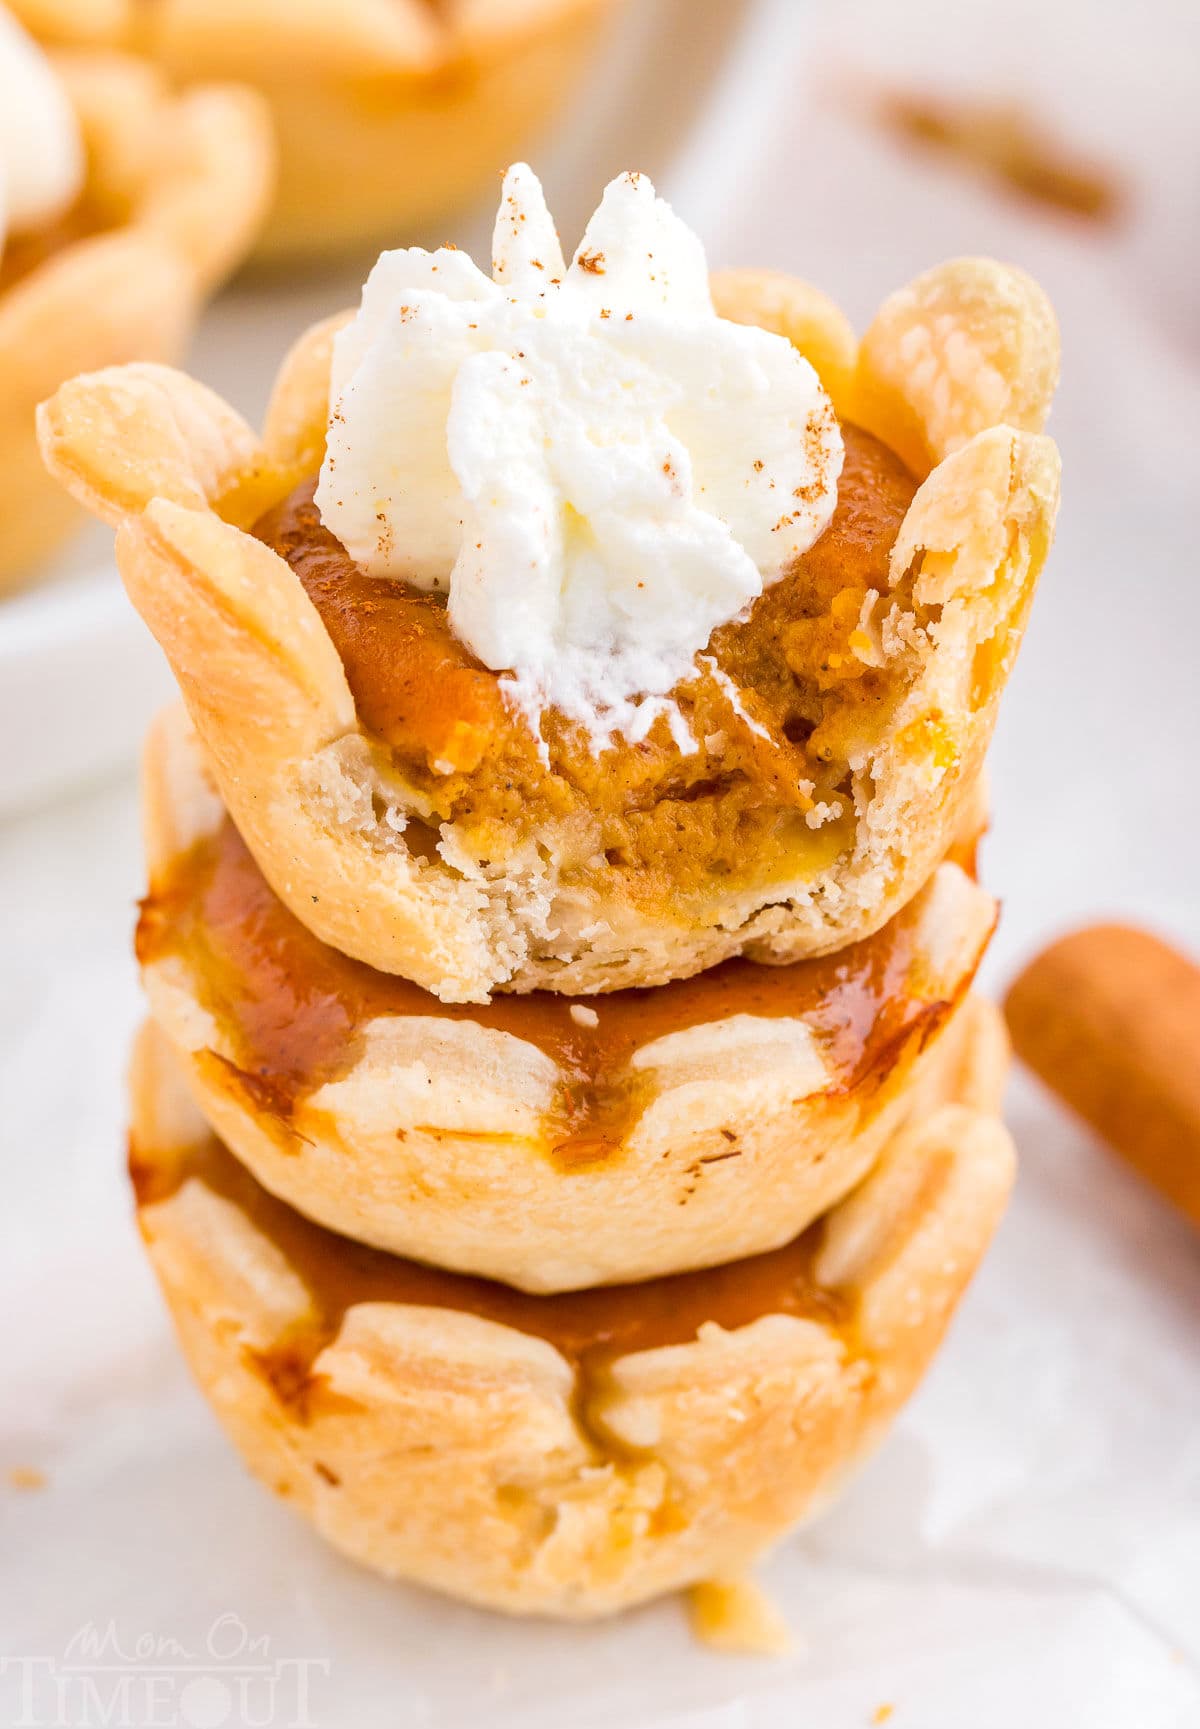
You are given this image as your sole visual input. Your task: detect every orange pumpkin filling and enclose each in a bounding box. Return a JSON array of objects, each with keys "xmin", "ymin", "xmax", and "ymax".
[{"xmin": 252, "ymin": 423, "xmax": 920, "ymax": 914}]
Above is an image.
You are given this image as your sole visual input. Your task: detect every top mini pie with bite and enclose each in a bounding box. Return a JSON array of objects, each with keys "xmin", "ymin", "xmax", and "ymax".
[
  {"xmin": 0, "ymin": 5, "xmax": 272, "ymax": 589},
  {"xmin": 39, "ymin": 167, "xmax": 1059, "ymax": 1001}
]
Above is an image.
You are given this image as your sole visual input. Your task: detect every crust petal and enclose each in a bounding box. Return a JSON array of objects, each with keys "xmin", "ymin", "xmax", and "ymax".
[
  {"xmin": 118, "ymin": 499, "xmax": 355, "ymax": 767},
  {"xmin": 262, "ymin": 311, "xmax": 349, "ymax": 476},
  {"xmin": 37, "ymin": 362, "xmax": 261, "ymax": 524},
  {"xmin": 854, "ymin": 257, "xmax": 1060, "ymax": 476},
  {"xmin": 710, "ymin": 267, "xmax": 858, "ymax": 418},
  {"xmin": 887, "ymin": 425, "xmax": 1061, "ymax": 719},
  {"xmin": 815, "ymin": 1102, "xmax": 1015, "ymax": 1366},
  {"xmin": 892, "ymin": 426, "xmax": 1061, "ymax": 605}
]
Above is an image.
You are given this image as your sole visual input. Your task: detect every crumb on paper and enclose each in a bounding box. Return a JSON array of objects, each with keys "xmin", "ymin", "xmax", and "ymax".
[
  {"xmin": 8, "ymin": 1466, "xmax": 46, "ymax": 1491},
  {"xmin": 687, "ymin": 1576, "xmax": 792, "ymax": 1656},
  {"xmin": 871, "ymin": 1706, "xmax": 895, "ymax": 1725},
  {"xmin": 569, "ymin": 1004, "xmax": 600, "ymax": 1029}
]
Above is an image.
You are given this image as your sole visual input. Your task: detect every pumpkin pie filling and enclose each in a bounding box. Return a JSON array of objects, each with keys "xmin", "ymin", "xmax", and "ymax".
[
  {"xmin": 136, "ymin": 811, "xmax": 978, "ymax": 1167},
  {"xmin": 252, "ymin": 423, "xmax": 920, "ymax": 914}
]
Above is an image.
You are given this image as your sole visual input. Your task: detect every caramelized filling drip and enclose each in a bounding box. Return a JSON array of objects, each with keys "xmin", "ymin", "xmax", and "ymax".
[
  {"xmin": 136, "ymin": 817, "xmax": 966, "ymax": 1165},
  {"xmin": 252, "ymin": 425, "xmax": 918, "ymax": 911},
  {"xmin": 131, "ymin": 1117, "xmax": 846, "ymax": 1404}
]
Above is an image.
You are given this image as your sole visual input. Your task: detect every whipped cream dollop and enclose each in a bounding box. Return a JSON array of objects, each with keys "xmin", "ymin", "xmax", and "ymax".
[
  {"xmin": 317, "ymin": 164, "xmax": 843, "ymax": 750},
  {"xmin": 0, "ymin": 6, "xmax": 84, "ymax": 260}
]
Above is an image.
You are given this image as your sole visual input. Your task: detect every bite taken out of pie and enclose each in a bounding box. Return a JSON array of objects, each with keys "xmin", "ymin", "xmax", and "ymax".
[{"xmin": 39, "ymin": 166, "xmax": 1059, "ymax": 1000}]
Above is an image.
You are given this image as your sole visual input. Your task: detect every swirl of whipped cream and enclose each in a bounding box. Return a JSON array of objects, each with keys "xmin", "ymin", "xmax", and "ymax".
[
  {"xmin": 317, "ymin": 164, "xmax": 843, "ymax": 749},
  {"xmin": 0, "ymin": 5, "xmax": 84, "ymax": 256}
]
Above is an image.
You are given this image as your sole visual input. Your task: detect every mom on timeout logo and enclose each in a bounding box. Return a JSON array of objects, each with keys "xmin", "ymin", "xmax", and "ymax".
[{"xmin": 1, "ymin": 1613, "xmax": 330, "ymax": 1728}]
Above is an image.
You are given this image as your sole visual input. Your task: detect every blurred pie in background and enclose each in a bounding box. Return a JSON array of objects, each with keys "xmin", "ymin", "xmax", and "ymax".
[
  {"xmin": 0, "ymin": 4, "xmax": 272, "ymax": 592},
  {"xmin": 9, "ymin": 0, "xmax": 625, "ymax": 263}
]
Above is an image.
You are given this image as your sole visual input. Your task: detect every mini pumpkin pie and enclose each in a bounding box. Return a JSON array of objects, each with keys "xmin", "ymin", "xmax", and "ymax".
[
  {"xmin": 137, "ymin": 703, "xmax": 997, "ymax": 1291},
  {"xmin": 40, "ymin": 167, "xmax": 1059, "ymax": 1000},
  {"xmin": 0, "ymin": 8, "xmax": 272, "ymax": 590},
  {"xmin": 130, "ymin": 1003, "xmax": 1013, "ymax": 1618},
  {"xmin": 8, "ymin": 0, "xmax": 620, "ymax": 262}
]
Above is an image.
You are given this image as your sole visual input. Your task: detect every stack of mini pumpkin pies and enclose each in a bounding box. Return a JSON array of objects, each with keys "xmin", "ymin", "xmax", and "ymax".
[{"xmin": 37, "ymin": 234, "xmax": 1059, "ymax": 1622}]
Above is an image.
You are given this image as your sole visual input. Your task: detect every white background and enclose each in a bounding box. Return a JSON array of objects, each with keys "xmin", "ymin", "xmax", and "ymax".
[{"xmin": 1, "ymin": 0, "xmax": 1198, "ymax": 1723}]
